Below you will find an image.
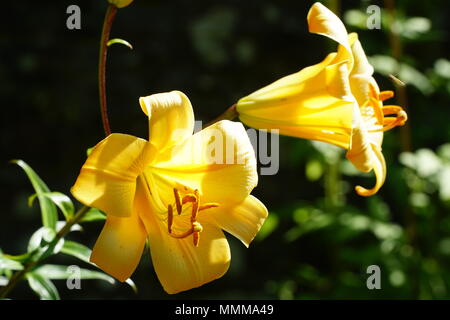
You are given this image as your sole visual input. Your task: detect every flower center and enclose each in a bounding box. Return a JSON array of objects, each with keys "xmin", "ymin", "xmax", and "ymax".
[
  {"xmin": 364, "ymin": 82, "xmax": 407, "ymax": 132},
  {"xmin": 166, "ymin": 187, "xmax": 219, "ymax": 247}
]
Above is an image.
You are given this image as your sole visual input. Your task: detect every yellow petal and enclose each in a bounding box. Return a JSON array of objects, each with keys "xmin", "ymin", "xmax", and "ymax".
[
  {"xmin": 149, "ymin": 120, "xmax": 258, "ymax": 208},
  {"xmin": 237, "ymin": 58, "xmax": 354, "ymax": 149},
  {"xmin": 71, "ymin": 133, "xmax": 155, "ymax": 217},
  {"xmin": 90, "ymin": 210, "xmax": 147, "ymax": 282},
  {"xmin": 135, "ymin": 178, "xmax": 230, "ymax": 294},
  {"xmin": 348, "ymin": 33, "xmax": 377, "ymax": 106},
  {"xmin": 346, "ymin": 109, "xmax": 373, "ymax": 172},
  {"xmin": 354, "ymin": 144, "xmax": 387, "ymax": 196},
  {"xmin": 150, "ymin": 225, "xmax": 230, "ymax": 294},
  {"xmin": 307, "ymin": 2, "xmax": 353, "ymax": 68},
  {"xmin": 201, "ymin": 195, "xmax": 268, "ymax": 247},
  {"xmin": 139, "ymin": 91, "xmax": 195, "ymax": 152}
]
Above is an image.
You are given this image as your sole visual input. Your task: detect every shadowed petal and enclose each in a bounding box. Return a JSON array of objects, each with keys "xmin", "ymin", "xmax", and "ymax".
[
  {"xmin": 71, "ymin": 133, "xmax": 155, "ymax": 217},
  {"xmin": 90, "ymin": 207, "xmax": 147, "ymax": 282}
]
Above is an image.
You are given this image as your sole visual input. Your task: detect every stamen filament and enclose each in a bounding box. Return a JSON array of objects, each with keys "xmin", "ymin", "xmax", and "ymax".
[
  {"xmin": 199, "ymin": 203, "xmax": 220, "ymax": 211},
  {"xmin": 182, "ymin": 195, "xmax": 196, "ymax": 204}
]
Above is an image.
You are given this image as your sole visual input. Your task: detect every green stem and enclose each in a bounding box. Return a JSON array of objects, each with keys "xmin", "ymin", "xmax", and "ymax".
[
  {"xmin": 203, "ymin": 104, "xmax": 238, "ymax": 129},
  {"xmin": 0, "ymin": 206, "xmax": 90, "ymax": 299},
  {"xmin": 98, "ymin": 4, "xmax": 118, "ymax": 136}
]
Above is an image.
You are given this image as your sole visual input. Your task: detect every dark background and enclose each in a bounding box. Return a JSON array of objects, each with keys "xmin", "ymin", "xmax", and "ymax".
[{"xmin": 1, "ymin": 0, "xmax": 450, "ymax": 299}]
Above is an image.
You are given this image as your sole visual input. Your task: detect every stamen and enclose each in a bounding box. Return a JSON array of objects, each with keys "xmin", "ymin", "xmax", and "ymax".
[
  {"xmin": 379, "ymin": 90, "xmax": 394, "ymax": 101},
  {"xmin": 173, "ymin": 188, "xmax": 182, "ymax": 215},
  {"xmin": 193, "ymin": 232, "xmax": 200, "ymax": 247},
  {"xmin": 382, "ymin": 105, "xmax": 404, "ymax": 116},
  {"xmin": 199, "ymin": 203, "xmax": 220, "ymax": 211},
  {"xmin": 192, "ymin": 222, "xmax": 203, "ymax": 247},
  {"xmin": 182, "ymin": 194, "xmax": 196, "ymax": 204},
  {"xmin": 368, "ymin": 82, "xmax": 378, "ymax": 99},
  {"xmin": 166, "ymin": 187, "xmax": 219, "ymax": 247},
  {"xmin": 169, "ymin": 228, "xmax": 194, "ymax": 239},
  {"xmin": 167, "ymin": 204, "xmax": 173, "ymax": 233}
]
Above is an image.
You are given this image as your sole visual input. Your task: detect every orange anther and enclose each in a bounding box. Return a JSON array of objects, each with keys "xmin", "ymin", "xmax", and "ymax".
[
  {"xmin": 167, "ymin": 204, "xmax": 173, "ymax": 234},
  {"xmin": 173, "ymin": 188, "xmax": 182, "ymax": 215},
  {"xmin": 379, "ymin": 90, "xmax": 394, "ymax": 101}
]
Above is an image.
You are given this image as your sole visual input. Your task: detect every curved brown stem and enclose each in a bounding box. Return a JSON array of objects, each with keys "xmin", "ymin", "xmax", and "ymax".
[{"xmin": 98, "ymin": 4, "xmax": 118, "ymax": 136}]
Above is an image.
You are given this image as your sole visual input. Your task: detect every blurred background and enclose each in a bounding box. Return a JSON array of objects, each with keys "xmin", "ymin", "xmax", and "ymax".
[{"xmin": 1, "ymin": 0, "xmax": 450, "ymax": 299}]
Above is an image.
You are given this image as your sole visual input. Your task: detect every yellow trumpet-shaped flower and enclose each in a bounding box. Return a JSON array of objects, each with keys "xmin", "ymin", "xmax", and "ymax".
[
  {"xmin": 71, "ymin": 91, "xmax": 268, "ymax": 294},
  {"xmin": 237, "ymin": 2, "xmax": 407, "ymax": 196}
]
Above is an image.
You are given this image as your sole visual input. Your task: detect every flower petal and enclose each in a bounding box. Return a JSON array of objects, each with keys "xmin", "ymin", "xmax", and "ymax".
[
  {"xmin": 201, "ymin": 195, "xmax": 268, "ymax": 247},
  {"xmin": 135, "ymin": 178, "xmax": 230, "ymax": 294},
  {"xmin": 237, "ymin": 58, "xmax": 354, "ymax": 149},
  {"xmin": 71, "ymin": 133, "xmax": 155, "ymax": 217},
  {"xmin": 90, "ymin": 211, "xmax": 147, "ymax": 282},
  {"xmin": 354, "ymin": 144, "xmax": 387, "ymax": 197},
  {"xmin": 149, "ymin": 120, "xmax": 258, "ymax": 208},
  {"xmin": 307, "ymin": 2, "xmax": 352, "ymax": 68},
  {"xmin": 139, "ymin": 91, "xmax": 195, "ymax": 152},
  {"xmin": 348, "ymin": 33, "xmax": 377, "ymax": 106},
  {"xmin": 150, "ymin": 225, "xmax": 230, "ymax": 294}
]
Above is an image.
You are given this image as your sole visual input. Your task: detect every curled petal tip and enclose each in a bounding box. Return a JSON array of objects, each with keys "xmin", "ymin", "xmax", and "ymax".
[{"xmin": 355, "ymin": 185, "xmax": 377, "ymax": 197}]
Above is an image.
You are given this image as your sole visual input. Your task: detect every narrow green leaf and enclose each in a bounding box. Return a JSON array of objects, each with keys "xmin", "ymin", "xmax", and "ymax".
[
  {"xmin": 79, "ymin": 208, "xmax": 106, "ymax": 223},
  {"xmin": 34, "ymin": 264, "xmax": 115, "ymax": 284},
  {"xmin": 12, "ymin": 160, "xmax": 58, "ymax": 230},
  {"xmin": 107, "ymin": 38, "xmax": 133, "ymax": 49},
  {"xmin": 0, "ymin": 254, "xmax": 24, "ymax": 271},
  {"xmin": 2, "ymin": 252, "xmax": 31, "ymax": 263},
  {"xmin": 29, "ymin": 192, "xmax": 74, "ymax": 221},
  {"xmin": 125, "ymin": 278, "xmax": 138, "ymax": 294},
  {"xmin": 61, "ymin": 241, "xmax": 92, "ymax": 264},
  {"xmin": 28, "ymin": 227, "xmax": 56, "ymax": 253},
  {"xmin": 27, "ymin": 227, "xmax": 65, "ymax": 261},
  {"xmin": 27, "ymin": 273, "xmax": 60, "ymax": 300}
]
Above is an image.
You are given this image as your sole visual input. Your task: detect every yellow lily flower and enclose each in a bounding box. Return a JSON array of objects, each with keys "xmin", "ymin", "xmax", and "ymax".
[
  {"xmin": 71, "ymin": 90, "xmax": 268, "ymax": 294},
  {"xmin": 237, "ymin": 2, "xmax": 407, "ymax": 196}
]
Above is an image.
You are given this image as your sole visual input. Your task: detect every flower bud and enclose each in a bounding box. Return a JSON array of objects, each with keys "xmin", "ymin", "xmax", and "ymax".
[{"xmin": 108, "ymin": 0, "xmax": 134, "ymax": 8}]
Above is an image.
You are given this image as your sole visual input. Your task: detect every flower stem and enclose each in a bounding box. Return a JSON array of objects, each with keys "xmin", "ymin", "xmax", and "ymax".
[
  {"xmin": 203, "ymin": 104, "xmax": 238, "ymax": 129},
  {"xmin": 0, "ymin": 206, "xmax": 90, "ymax": 299},
  {"xmin": 98, "ymin": 4, "xmax": 118, "ymax": 136}
]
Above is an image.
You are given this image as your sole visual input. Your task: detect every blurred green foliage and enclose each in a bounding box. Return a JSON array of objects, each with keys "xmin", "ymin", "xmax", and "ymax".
[{"xmin": 1, "ymin": 0, "xmax": 450, "ymax": 299}]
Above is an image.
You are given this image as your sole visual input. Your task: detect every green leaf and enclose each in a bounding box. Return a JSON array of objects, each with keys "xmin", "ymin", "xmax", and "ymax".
[
  {"xmin": 79, "ymin": 208, "xmax": 106, "ymax": 223},
  {"xmin": 1, "ymin": 252, "xmax": 31, "ymax": 263},
  {"xmin": 12, "ymin": 160, "xmax": 58, "ymax": 230},
  {"xmin": 61, "ymin": 241, "xmax": 92, "ymax": 264},
  {"xmin": 27, "ymin": 227, "xmax": 65, "ymax": 261},
  {"xmin": 0, "ymin": 254, "xmax": 24, "ymax": 271},
  {"xmin": 29, "ymin": 192, "xmax": 74, "ymax": 221},
  {"xmin": 0, "ymin": 276, "xmax": 8, "ymax": 286},
  {"xmin": 34, "ymin": 264, "xmax": 115, "ymax": 285},
  {"xmin": 28, "ymin": 227, "xmax": 56, "ymax": 253},
  {"xmin": 125, "ymin": 278, "xmax": 138, "ymax": 294},
  {"xmin": 107, "ymin": 38, "xmax": 133, "ymax": 50},
  {"xmin": 26, "ymin": 273, "xmax": 60, "ymax": 300}
]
